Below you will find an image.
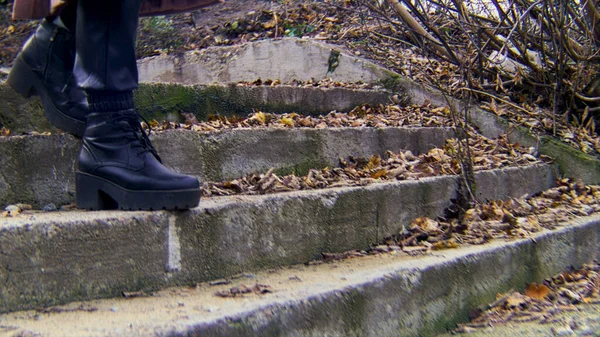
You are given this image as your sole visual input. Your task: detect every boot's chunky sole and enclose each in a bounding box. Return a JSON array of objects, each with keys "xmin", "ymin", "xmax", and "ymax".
[
  {"xmin": 7, "ymin": 57, "xmax": 86, "ymax": 137},
  {"xmin": 76, "ymin": 172, "xmax": 201, "ymax": 210}
]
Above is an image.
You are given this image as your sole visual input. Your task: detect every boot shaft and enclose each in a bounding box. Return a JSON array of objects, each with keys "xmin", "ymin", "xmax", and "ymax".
[
  {"xmin": 80, "ymin": 110, "xmax": 158, "ymax": 171},
  {"xmin": 21, "ymin": 20, "xmax": 76, "ymax": 84}
]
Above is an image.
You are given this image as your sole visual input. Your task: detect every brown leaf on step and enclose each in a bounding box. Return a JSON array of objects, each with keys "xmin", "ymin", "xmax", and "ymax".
[
  {"xmin": 15, "ymin": 203, "xmax": 32, "ymax": 211},
  {"xmin": 480, "ymin": 203, "xmax": 504, "ymax": 221},
  {"xmin": 412, "ymin": 217, "xmax": 439, "ymax": 232},
  {"xmin": 254, "ymin": 284, "xmax": 273, "ymax": 294},
  {"xmin": 248, "ymin": 111, "xmax": 268, "ymax": 125},
  {"xmin": 181, "ymin": 112, "xmax": 199, "ymax": 125},
  {"xmin": 365, "ymin": 155, "xmax": 382, "ymax": 170},
  {"xmin": 215, "ymin": 284, "xmax": 251, "ymax": 297},
  {"xmin": 0, "ymin": 127, "xmax": 10, "ymax": 137},
  {"xmin": 504, "ymin": 292, "xmax": 527, "ymax": 309},
  {"xmin": 524, "ymin": 282, "xmax": 550, "ymax": 300},
  {"xmin": 432, "ymin": 239, "xmax": 458, "ymax": 250},
  {"xmin": 122, "ymin": 290, "xmax": 148, "ymax": 299},
  {"xmin": 215, "ymin": 283, "xmax": 273, "ymax": 297},
  {"xmin": 425, "ymin": 148, "xmax": 450, "ymax": 162},
  {"xmin": 37, "ymin": 304, "xmax": 98, "ymax": 314},
  {"xmin": 370, "ymin": 169, "xmax": 387, "ymax": 179},
  {"xmin": 502, "ymin": 210, "xmax": 519, "ymax": 228},
  {"xmin": 402, "ymin": 245, "xmax": 430, "ymax": 255}
]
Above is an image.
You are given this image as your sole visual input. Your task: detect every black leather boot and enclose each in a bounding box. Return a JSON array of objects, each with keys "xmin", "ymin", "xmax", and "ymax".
[
  {"xmin": 76, "ymin": 109, "xmax": 201, "ymax": 210},
  {"xmin": 7, "ymin": 19, "xmax": 88, "ymax": 137}
]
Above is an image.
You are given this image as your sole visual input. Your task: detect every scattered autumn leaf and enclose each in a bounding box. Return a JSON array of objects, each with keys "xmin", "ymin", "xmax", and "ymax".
[
  {"xmin": 504, "ymin": 292, "xmax": 527, "ymax": 309},
  {"xmin": 281, "ymin": 117, "xmax": 294, "ymax": 127},
  {"xmin": 524, "ymin": 282, "xmax": 550, "ymax": 300},
  {"xmin": 215, "ymin": 283, "xmax": 272, "ymax": 297}
]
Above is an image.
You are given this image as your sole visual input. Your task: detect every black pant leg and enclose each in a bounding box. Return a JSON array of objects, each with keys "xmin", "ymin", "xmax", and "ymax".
[{"xmin": 74, "ymin": 0, "xmax": 144, "ymax": 92}]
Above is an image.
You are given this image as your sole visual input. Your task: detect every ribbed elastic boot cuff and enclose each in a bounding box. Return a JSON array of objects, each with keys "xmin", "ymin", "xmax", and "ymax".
[{"xmin": 86, "ymin": 91, "xmax": 134, "ymax": 112}]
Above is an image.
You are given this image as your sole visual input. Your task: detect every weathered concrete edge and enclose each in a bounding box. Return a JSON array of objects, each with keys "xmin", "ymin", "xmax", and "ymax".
[
  {"xmin": 170, "ymin": 215, "xmax": 600, "ymax": 337},
  {"xmin": 0, "ymin": 126, "xmax": 456, "ymax": 207},
  {"xmin": 0, "ymin": 164, "xmax": 555, "ymax": 313}
]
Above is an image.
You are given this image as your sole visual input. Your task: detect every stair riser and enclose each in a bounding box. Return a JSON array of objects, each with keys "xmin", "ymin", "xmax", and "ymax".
[
  {"xmin": 0, "ymin": 164, "xmax": 555, "ymax": 313},
  {"xmin": 182, "ymin": 216, "xmax": 600, "ymax": 337},
  {"xmin": 0, "ymin": 127, "xmax": 455, "ymax": 207}
]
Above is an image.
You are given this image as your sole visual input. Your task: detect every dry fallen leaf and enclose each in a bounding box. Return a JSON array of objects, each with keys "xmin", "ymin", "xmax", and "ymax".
[
  {"xmin": 215, "ymin": 283, "xmax": 273, "ymax": 297},
  {"xmin": 432, "ymin": 239, "xmax": 458, "ymax": 250},
  {"xmin": 281, "ymin": 117, "xmax": 294, "ymax": 127},
  {"xmin": 412, "ymin": 217, "xmax": 439, "ymax": 232},
  {"xmin": 503, "ymin": 292, "xmax": 527, "ymax": 309},
  {"xmin": 524, "ymin": 282, "xmax": 550, "ymax": 300}
]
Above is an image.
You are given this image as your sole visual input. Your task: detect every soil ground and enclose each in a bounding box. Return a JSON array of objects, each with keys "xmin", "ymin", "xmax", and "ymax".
[{"xmin": 1, "ymin": 0, "xmax": 370, "ymax": 66}]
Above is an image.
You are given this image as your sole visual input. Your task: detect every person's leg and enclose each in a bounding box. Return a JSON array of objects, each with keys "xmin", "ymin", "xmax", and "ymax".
[
  {"xmin": 6, "ymin": 0, "xmax": 87, "ymax": 137},
  {"xmin": 73, "ymin": 0, "xmax": 141, "ymax": 93},
  {"xmin": 74, "ymin": 0, "xmax": 201, "ymax": 211}
]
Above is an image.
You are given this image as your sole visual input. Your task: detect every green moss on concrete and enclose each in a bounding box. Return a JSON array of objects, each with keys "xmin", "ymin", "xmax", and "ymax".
[
  {"xmin": 419, "ymin": 308, "xmax": 467, "ymax": 337},
  {"xmin": 135, "ymin": 83, "xmax": 255, "ymax": 122},
  {"xmin": 379, "ymin": 76, "xmax": 411, "ymax": 106},
  {"xmin": 273, "ymin": 158, "xmax": 330, "ymax": 177},
  {"xmin": 540, "ymin": 135, "xmax": 597, "ymax": 161},
  {"xmin": 538, "ymin": 135, "xmax": 600, "ymax": 184},
  {"xmin": 134, "ymin": 83, "xmax": 202, "ymax": 122},
  {"xmin": 343, "ymin": 289, "xmax": 367, "ymax": 336},
  {"xmin": 0, "ymin": 83, "xmax": 60, "ymax": 134},
  {"xmin": 470, "ymin": 110, "xmax": 600, "ymax": 184}
]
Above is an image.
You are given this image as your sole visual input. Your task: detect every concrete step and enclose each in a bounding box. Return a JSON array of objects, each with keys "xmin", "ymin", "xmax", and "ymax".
[
  {"xmin": 0, "ymin": 81, "xmax": 392, "ymax": 136},
  {"xmin": 136, "ymin": 38, "xmax": 397, "ymax": 86},
  {"xmin": 0, "ymin": 126, "xmax": 455, "ymax": 208},
  {"xmin": 0, "ymin": 164, "xmax": 555, "ymax": 314},
  {"xmin": 1, "ymin": 213, "xmax": 598, "ymax": 336}
]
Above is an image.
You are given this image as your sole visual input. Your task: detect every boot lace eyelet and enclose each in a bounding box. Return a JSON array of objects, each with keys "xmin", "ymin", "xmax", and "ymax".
[{"xmin": 111, "ymin": 111, "xmax": 162, "ymax": 162}]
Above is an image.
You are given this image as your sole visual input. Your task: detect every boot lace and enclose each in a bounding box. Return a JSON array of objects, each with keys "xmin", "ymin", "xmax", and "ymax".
[{"xmin": 111, "ymin": 110, "xmax": 162, "ymax": 163}]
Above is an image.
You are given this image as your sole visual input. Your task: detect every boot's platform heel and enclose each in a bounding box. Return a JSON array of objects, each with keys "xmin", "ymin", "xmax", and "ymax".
[
  {"xmin": 6, "ymin": 19, "xmax": 87, "ymax": 137},
  {"xmin": 8, "ymin": 56, "xmax": 85, "ymax": 137},
  {"xmin": 6, "ymin": 57, "xmax": 37, "ymax": 98},
  {"xmin": 76, "ymin": 172, "xmax": 201, "ymax": 210}
]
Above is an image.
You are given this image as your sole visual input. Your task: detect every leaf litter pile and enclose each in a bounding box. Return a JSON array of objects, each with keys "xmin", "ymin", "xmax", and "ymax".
[
  {"xmin": 153, "ymin": 101, "xmax": 456, "ymax": 133},
  {"xmin": 202, "ymin": 132, "xmax": 548, "ymax": 197},
  {"xmin": 158, "ymin": 101, "xmax": 547, "ymax": 197},
  {"xmin": 453, "ymin": 261, "xmax": 600, "ymax": 335},
  {"xmin": 308, "ymin": 178, "xmax": 600, "ymax": 263}
]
